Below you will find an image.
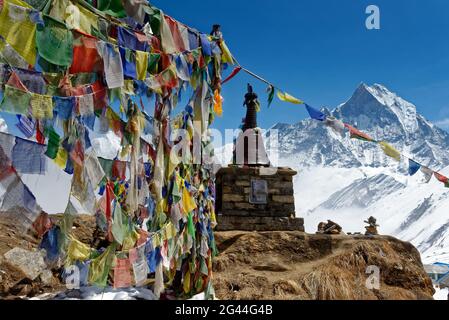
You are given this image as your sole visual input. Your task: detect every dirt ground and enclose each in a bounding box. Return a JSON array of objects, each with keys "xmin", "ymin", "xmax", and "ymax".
[{"xmin": 212, "ymin": 231, "xmax": 435, "ymax": 300}]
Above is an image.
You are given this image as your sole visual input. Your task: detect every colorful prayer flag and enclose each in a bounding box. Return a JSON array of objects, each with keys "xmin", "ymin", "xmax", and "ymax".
[
  {"xmin": 276, "ymin": 91, "xmax": 303, "ymax": 105},
  {"xmin": 15, "ymin": 115, "xmax": 35, "ymax": 138},
  {"xmin": 267, "ymin": 85, "xmax": 275, "ymax": 107},
  {"xmin": 305, "ymin": 104, "xmax": 326, "ymax": 122},
  {"xmin": 434, "ymin": 172, "xmax": 449, "ymax": 186},
  {"xmin": 420, "ymin": 166, "xmax": 433, "ymax": 183},
  {"xmin": 379, "ymin": 141, "xmax": 401, "ymax": 162},
  {"xmin": 221, "ymin": 66, "xmax": 242, "ymax": 85},
  {"xmin": 408, "ymin": 159, "xmax": 421, "ymax": 176},
  {"xmin": 344, "ymin": 124, "xmax": 374, "ymax": 142},
  {"xmin": 325, "ymin": 116, "xmax": 346, "ymax": 137}
]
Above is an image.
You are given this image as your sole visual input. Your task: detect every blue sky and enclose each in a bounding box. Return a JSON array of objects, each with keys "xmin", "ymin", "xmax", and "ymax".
[
  {"xmin": 153, "ymin": 0, "xmax": 449, "ymax": 133},
  {"xmin": 2, "ymin": 0, "xmax": 449, "ymax": 137}
]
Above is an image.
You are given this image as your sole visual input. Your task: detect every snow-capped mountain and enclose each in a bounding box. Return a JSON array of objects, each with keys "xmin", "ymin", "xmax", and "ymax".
[
  {"xmin": 217, "ymin": 83, "xmax": 449, "ymax": 264},
  {"xmin": 274, "ymin": 83, "xmax": 449, "ymax": 170}
]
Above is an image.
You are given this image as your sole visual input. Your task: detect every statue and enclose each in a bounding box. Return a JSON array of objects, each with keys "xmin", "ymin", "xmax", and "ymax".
[
  {"xmin": 364, "ymin": 216, "xmax": 379, "ymax": 236},
  {"xmin": 242, "ymin": 84, "xmax": 260, "ymax": 132},
  {"xmin": 210, "ymin": 24, "xmax": 223, "ymax": 40},
  {"xmin": 232, "ymin": 84, "xmax": 270, "ymax": 167}
]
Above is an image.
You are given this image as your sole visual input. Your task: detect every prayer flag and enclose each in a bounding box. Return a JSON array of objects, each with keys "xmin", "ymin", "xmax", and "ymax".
[
  {"xmin": 111, "ymin": 202, "xmax": 125, "ymax": 245},
  {"xmin": 15, "ymin": 115, "xmax": 35, "ymax": 138},
  {"xmin": 113, "ymin": 258, "xmax": 133, "ymax": 289},
  {"xmin": 89, "ymin": 243, "xmax": 117, "ymax": 287},
  {"xmin": 277, "ymin": 91, "xmax": 303, "ymax": 104},
  {"xmin": 434, "ymin": 172, "xmax": 449, "ymax": 186},
  {"xmin": 31, "ymin": 93, "xmax": 53, "ymax": 120},
  {"xmin": 408, "ymin": 159, "xmax": 421, "ymax": 176},
  {"xmin": 35, "ymin": 15, "xmax": 73, "ymax": 67},
  {"xmin": 45, "ymin": 127, "xmax": 60, "ymax": 160},
  {"xmin": 325, "ymin": 116, "xmax": 346, "ymax": 137},
  {"xmin": 344, "ymin": 124, "xmax": 374, "ymax": 142},
  {"xmin": 0, "ymin": 85, "xmax": 31, "ymax": 116},
  {"xmin": 379, "ymin": 141, "xmax": 401, "ymax": 162},
  {"xmin": 267, "ymin": 85, "xmax": 275, "ymax": 107},
  {"xmin": 305, "ymin": 104, "xmax": 326, "ymax": 122},
  {"xmin": 12, "ymin": 137, "xmax": 46, "ymax": 174},
  {"xmin": 221, "ymin": 66, "xmax": 241, "ymax": 85},
  {"xmin": 420, "ymin": 167, "xmax": 433, "ymax": 183},
  {"xmin": 0, "ymin": 0, "xmax": 37, "ymax": 66}
]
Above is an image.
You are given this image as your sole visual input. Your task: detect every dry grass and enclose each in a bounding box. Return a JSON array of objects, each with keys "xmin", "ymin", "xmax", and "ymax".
[{"xmin": 213, "ymin": 232, "xmax": 435, "ymax": 300}]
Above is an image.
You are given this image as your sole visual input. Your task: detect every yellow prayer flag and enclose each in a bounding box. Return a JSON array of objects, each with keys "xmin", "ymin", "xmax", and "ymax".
[
  {"xmin": 122, "ymin": 229, "xmax": 140, "ymax": 252},
  {"xmin": 31, "ymin": 93, "xmax": 54, "ymax": 120},
  {"xmin": 183, "ymin": 271, "xmax": 191, "ymax": 294},
  {"xmin": 0, "ymin": 0, "xmax": 37, "ymax": 66},
  {"xmin": 136, "ymin": 51, "xmax": 149, "ymax": 81},
  {"xmin": 152, "ymin": 233, "xmax": 162, "ymax": 248},
  {"xmin": 89, "ymin": 243, "xmax": 116, "ymax": 287},
  {"xmin": 54, "ymin": 147, "xmax": 68, "ymax": 169},
  {"xmin": 165, "ymin": 222, "xmax": 175, "ymax": 240},
  {"xmin": 67, "ymin": 238, "xmax": 92, "ymax": 264},
  {"xmin": 379, "ymin": 141, "xmax": 401, "ymax": 162},
  {"xmin": 220, "ymin": 40, "xmax": 235, "ymax": 65},
  {"xmin": 277, "ymin": 91, "xmax": 303, "ymax": 105},
  {"xmin": 123, "ymin": 80, "xmax": 135, "ymax": 95},
  {"xmin": 182, "ymin": 184, "xmax": 197, "ymax": 214}
]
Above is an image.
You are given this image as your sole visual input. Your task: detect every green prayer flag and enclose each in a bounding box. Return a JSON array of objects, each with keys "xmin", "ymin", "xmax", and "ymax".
[
  {"xmin": 89, "ymin": 243, "xmax": 117, "ymax": 287},
  {"xmin": 144, "ymin": 5, "xmax": 162, "ymax": 35},
  {"xmin": 267, "ymin": 85, "xmax": 275, "ymax": 107},
  {"xmin": 97, "ymin": 0, "xmax": 126, "ymax": 17},
  {"xmin": 111, "ymin": 202, "xmax": 125, "ymax": 245},
  {"xmin": 187, "ymin": 212, "xmax": 195, "ymax": 237},
  {"xmin": 45, "ymin": 127, "xmax": 60, "ymax": 159},
  {"xmin": 0, "ymin": 85, "xmax": 31, "ymax": 116},
  {"xmin": 148, "ymin": 53, "xmax": 161, "ymax": 74},
  {"xmin": 36, "ymin": 15, "xmax": 73, "ymax": 67}
]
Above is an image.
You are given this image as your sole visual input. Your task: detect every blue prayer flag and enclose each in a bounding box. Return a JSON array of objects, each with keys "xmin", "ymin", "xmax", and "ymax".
[
  {"xmin": 408, "ymin": 159, "xmax": 421, "ymax": 176},
  {"xmin": 305, "ymin": 104, "xmax": 327, "ymax": 122}
]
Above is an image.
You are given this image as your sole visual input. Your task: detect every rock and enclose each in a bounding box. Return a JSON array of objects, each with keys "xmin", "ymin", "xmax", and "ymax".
[
  {"xmin": 40, "ymin": 270, "xmax": 55, "ymax": 286},
  {"xmin": 223, "ymin": 194, "xmax": 244, "ymax": 202},
  {"xmin": 272, "ymin": 195, "xmax": 295, "ymax": 204},
  {"xmin": 4, "ymin": 248, "xmax": 47, "ymax": 281}
]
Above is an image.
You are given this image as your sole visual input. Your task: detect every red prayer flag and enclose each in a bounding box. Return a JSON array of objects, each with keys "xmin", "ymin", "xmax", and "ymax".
[
  {"xmin": 112, "ymin": 160, "xmax": 127, "ymax": 180},
  {"xmin": 35, "ymin": 121, "xmax": 45, "ymax": 144},
  {"xmin": 221, "ymin": 66, "xmax": 242, "ymax": 85},
  {"xmin": 32, "ymin": 212, "xmax": 53, "ymax": 238},
  {"xmin": 434, "ymin": 172, "xmax": 449, "ymax": 184},
  {"xmin": 113, "ymin": 258, "xmax": 133, "ymax": 289},
  {"xmin": 344, "ymin": 124, "xmax": 374, "ymax": 142},
  {"xmin": 165, "ymin": 16, "xmax": 186, "ymax": 52},
  {"xmin": 70, "ymin": 32, "xmax": 102, "ymax": 74}
]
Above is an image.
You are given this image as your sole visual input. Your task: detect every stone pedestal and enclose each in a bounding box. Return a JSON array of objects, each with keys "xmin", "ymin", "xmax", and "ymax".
[{"xmin": 215, "ymin": 166, "xmax": 304, "ymax": 232}]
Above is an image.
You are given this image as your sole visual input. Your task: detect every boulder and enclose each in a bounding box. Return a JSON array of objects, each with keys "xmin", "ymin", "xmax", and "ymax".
[
  {"xmin": 39, "ymin": 269, "xmax": 56, "ymax": 286},
  {"xmin": 4, "ymin": 248, "xmax": 47, "ymax": 281}
]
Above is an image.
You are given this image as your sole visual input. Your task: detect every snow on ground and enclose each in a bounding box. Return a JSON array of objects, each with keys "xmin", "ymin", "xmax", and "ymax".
[
  {"xmin": 0, "ymin": 117, "xmax": 7, "ymax": 133},
  {"xmin": 30, "ymin": 287, "xmax": 206, "ymax": 301},
  {"xmin": 433, "ymin": 287, "xmax": 448, "ymax": 301}
]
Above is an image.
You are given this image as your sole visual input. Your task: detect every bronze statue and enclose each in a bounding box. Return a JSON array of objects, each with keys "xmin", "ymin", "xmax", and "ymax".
[
  {"xmin": 242, "ymin": 84, "xmax": 260, "ymax": 132},
  {"xmin": 210, "ymin": 24, "xmax": 223, "ymax": 40},
  {"xmin": 232, "ymin": 84, "xmax": 270, "ymax": 167}
]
